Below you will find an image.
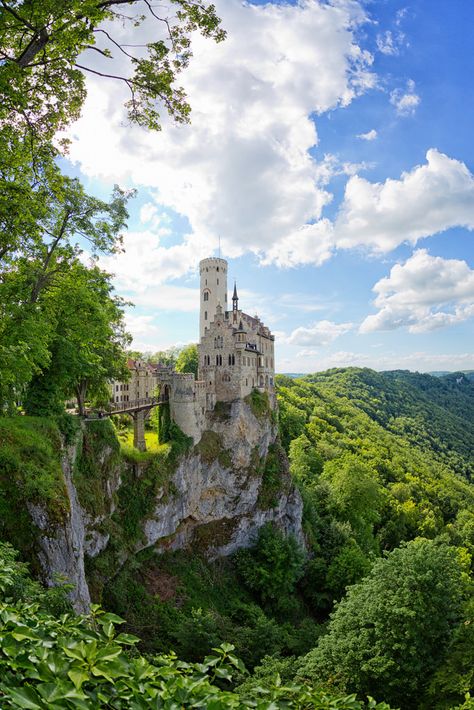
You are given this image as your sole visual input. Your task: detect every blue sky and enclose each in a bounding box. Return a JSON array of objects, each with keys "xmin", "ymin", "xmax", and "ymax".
[{"xmin": 66, "ymin": 0, "xmax": 474, "ymax": 373}]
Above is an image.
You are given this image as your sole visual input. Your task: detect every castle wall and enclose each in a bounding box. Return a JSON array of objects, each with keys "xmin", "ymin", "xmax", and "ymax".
[{"xmin": 169, "ymin": 373, "xmax": 207, "ymax": 444}]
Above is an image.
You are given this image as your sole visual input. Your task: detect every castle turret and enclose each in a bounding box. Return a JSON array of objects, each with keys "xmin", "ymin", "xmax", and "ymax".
[{"xmin": 199, "ymin": 257, "xmax": 228, "ymax": 339}]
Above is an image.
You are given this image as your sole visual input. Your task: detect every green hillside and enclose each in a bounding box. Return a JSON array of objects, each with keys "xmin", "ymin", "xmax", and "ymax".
[{"xmin": 293, "ymin": 368, "xmax": 474, "ymax": 478}]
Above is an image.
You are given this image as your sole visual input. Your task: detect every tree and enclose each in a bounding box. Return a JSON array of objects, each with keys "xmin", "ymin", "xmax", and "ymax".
[
  {"xmin": 0, "ymin": 180, "xmax": 133, "ymax": 412},
  {"xmin": 298, "ymin": 539, "xmax": 471, "ymax": 708},
  {"xmin": 322, "ymin": 455, "xmax": 385, "ymax": 553},
  {"xmin": 175, "ymin": 343, "xmax": 198, "ymax": 377},
  {"xmin": 235, "ymin": 524, "xmax": 305, "ymax": 614},
  {"xmin": 24, "ymin": 262, "xmax": 130, "ymax": 416},
  {"xmin": 0, "ymin": 0, "xmax": 225, "ymax": 142}
]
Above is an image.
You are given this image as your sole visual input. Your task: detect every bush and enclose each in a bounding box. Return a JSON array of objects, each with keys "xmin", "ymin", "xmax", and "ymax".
[
  {"xmin": 235, "ymin": 524, "xmax": 305, "ymax": 614},
  {"xmin": 298, "ymin": 539, "xmax": 471, "ymax": 708}
]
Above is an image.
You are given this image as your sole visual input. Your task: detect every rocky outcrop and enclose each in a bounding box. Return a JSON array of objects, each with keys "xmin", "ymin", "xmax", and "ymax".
[
  {"xmin": 27, "ymin": 435, "xmax": 91, "ymax": 614},
  {"xmin": 28, "ymin": 397, "xmax": 303, "ymax": 610},
  {"xmin": 141, "ymin": 399, "xmax": 303, "ymax": 557}
]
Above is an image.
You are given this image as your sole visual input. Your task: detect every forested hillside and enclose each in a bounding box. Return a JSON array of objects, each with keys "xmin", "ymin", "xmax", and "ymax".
[
  {"xmin": 0, "ymin": 368, "xmax": 473, "ymax": 708},
  {"xmin": 97, "ymin": 368, "xmax": 474, "ymax": 709}
]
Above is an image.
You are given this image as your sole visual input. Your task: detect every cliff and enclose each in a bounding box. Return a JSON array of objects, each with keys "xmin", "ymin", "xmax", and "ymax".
[{"xmin": 0, "ymin": 395, "xmax": 303, "ymax": 611}]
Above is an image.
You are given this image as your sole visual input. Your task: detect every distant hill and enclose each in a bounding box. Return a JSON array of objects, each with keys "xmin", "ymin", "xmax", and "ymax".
[
  {"xmin": 430, "ymin": 370, "xmax": 474, "ymax": 381},
  {"xmin": 277, "ymin": 367, "xmax": 474, "ymax": 480}
]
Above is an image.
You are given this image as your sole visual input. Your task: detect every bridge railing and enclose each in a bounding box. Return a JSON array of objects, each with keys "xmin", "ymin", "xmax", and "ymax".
[{"xmin": 107, "ymin": 395, "xmax": 168, "ymax": 412}]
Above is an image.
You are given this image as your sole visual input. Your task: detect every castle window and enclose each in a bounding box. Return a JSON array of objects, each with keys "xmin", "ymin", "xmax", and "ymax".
[
  {"xmin": 217, "ymin": 267, "xmax": 219, "ymax": 272},
  {"xmin": 204, "ymin": 311, "xmax": 207, "ymax": 320},
  {"xmin": 217, "ymin": 278, "xmax": 219, "ymax": 285},
  {"xmin": 116, "ymin": 384, "xmax": 119, "ymax": 391},
  {"xmin": 204, "ymin": 291, "xmax": 209, "ymax": 301},
  {"xmin": 232, "ymin": 354, "xmax": 235, "ymax": 365},
  {"xmin": 246, "ymin": 378, "xmax": 248, "ymax": 386}
]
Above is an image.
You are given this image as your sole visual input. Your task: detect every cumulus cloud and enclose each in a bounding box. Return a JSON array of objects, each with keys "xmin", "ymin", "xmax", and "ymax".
[
  {"xmin": 390, "ymin": 78, "xmax": 420, "ymax": 115},
  {"xmin": 99, "ymin": 229, "xmax": 209, "ymax": 291},
  {"xmin": 357, "ymin": 128, "xmax": 377, "ymax": 141},
  {"xmin": 285, "ymin": 319, "xmax": 353, "ymax": 346},
  {"xmin": 124, "ymin": 313, "xmax": 161, "ymax": 338},
  {"xmin": 67, "ymin": 0, "xmax": 376, "ymax": 277},
  {"xmin": 334, "ymin": 149, "xmax": 474, "ymax": 252},
  {"xmin": 360, "ymin": 249, "xmax": 474, "ymax": 333},
  {"xmin": 278, "ymin": 349, "xmax": 474, "ymax": 374}
]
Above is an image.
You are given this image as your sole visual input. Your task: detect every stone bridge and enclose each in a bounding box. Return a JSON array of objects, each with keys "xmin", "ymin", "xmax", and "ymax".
[{"xmin": 101, "ymin": 388, "xmax": 171, "ymax": 451}]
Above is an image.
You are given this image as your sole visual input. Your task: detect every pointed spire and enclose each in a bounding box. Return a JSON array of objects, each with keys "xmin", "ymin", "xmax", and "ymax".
[{"xmin": 232, "ymin": 280, "xmax": 239, "ymax": 311}]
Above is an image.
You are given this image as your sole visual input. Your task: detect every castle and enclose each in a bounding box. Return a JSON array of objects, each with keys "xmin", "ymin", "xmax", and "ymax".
[{"xmin": 111, "ymin": 257, "xmax": 276, "ymax": 445}]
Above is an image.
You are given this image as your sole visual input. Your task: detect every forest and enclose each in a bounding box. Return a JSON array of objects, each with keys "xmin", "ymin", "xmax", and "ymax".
[
  {"xmin": 1, "ymin": 1, "xmax": 473, "ymax": 708},
  {"xmin": 0, "ymin": 368, "xmax": 473, "ymax": 708}
]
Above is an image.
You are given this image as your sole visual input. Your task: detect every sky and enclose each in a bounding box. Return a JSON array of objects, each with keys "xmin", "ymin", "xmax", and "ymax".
[{"xmin": 65, "ymin": 0, "xmax": 474, "ymax": 374}]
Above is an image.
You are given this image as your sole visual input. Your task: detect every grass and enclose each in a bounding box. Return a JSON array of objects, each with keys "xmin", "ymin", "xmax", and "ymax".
[
  {"xmin": 245, "ymin": 389, "xmax": 271, "ymax": 419},
  {"xmin": 116, "ymin": 427, "xmax": 170, "ymax": 461},
  {"xmin": 74, "ymin": 419, "xmax": 121, "ymax": 518},
  {"xmin": 0, "ymin": 416, "xmax": 70, "ymax": 567}
]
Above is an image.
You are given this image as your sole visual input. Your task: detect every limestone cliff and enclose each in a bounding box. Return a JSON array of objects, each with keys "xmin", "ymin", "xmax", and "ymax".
[{"xmin": 17, "ymin": 396, "xmax": 303, "ymax": 611}]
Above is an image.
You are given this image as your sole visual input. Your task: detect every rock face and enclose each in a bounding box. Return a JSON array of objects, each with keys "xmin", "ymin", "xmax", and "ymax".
[
  {"xmin": 27, "ymin": 436, "xmax": 91, "ymax": 614},
  {"xmin": 141, "ymin": 399, "xmax": 304, "ymax": 557},
  {"xmin": 31, "ymin": 397, "xmax": 303, "ymax": 610}
]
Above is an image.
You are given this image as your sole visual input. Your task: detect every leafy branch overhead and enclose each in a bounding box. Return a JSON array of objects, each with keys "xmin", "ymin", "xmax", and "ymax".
[{"xmin": 0, "ymin": 0, "xmax": 226, "ymax": 137}]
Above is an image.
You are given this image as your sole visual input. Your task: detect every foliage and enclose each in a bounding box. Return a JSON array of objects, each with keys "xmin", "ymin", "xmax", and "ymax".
[
  {"xmin": 235, "ymin": 524, "xmax": 305, "ymax": 615},
  {"xmin": 245, "ymin": 388, "xmax": 271, "ymax": 419},
  {"xmin": 257, "ymin": 442, "xmax": 288, "ymax": 509},
  {"xmin": 73, "ymin": 419, "xmax": 121, "ymax": 519},
  {"xmin": 0, "ymin": 417, "xmax": 69, "ymax": 560},
  {"xmin": 0, "ymin": 0, "xmax": 225, "ymax": 415},
  {"xmin": 0, "ymin": 0, "xmax": 225, "ymax": 141},
  {"xmin": 197, "ymin": 429, "xmax": 232, "ymax": 467},
  {"xmin": 423, "ymin": 598, "xmax": 474, "ymax": 709},
  {"xmin": 298, "ymin": 539, "xmax": 472, "ymax": 708},
  {"xmin": 276, "ymin": 369, "xmax": 474, "ymax": 612},
  {"xmin": 0, "ymin": 541, "xmax": 395, "ymax": 709},
  {"xmin": 102, "ymin": 548, "xmax": 319, "ymax": 671},
  {"xmin": 175, "ymin": 343, "xmax": 199, "ymax": 378}
]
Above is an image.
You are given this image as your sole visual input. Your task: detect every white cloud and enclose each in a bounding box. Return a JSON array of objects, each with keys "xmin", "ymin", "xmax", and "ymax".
[
  {"xmin": 124, "ymin": 313, "xmax": 161, "ymax": 338},
  {"xmin": 99, "ymin": 229, "xmax": 209, "ymax": 290},
  {"xmin": 67, "ymin": 0, "xmax": 376, "ymax": 277},
  {"xmin": 334, "ymin": 149, "xmax": 474, "ymax": 252},
  {"xmin": 376, "ymin": 31, "xmax": 399, "ymax": 55},
  {"xmin": 285, "ymin": 319, "xmax": 353, "ymax": 346},
  {"xmin": 360, "ymin": 249, "xmax": 474, "ymax": 333},
  {"xmin": 277, "ymin": 349, "xmax": 474, "ymax": 374},
  {"xmin": 390, "ymin": 78, "xmax": 420, "ymax": 115},
  {"xmin": 357, "ymin": 128, "xmax": 377, "ymax": 141}
]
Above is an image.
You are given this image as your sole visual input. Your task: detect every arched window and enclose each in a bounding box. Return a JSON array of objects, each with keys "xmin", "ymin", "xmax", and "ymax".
[{"xmin": 203, "ymin": 291, "xmax": 209, "ymax": 301}]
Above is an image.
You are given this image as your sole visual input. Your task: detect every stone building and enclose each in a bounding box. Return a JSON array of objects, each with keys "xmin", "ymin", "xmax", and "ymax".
[
  {"xmin": 198, "ymin": 257, "xmax": 275, "ymax": 402},
  {"xmin": 110, "ymin": 257, "xmax": 276, "ymax": 446},
  {"xmin": 111, "ymin": 359, "xmax": 169, "ymax": 406}
]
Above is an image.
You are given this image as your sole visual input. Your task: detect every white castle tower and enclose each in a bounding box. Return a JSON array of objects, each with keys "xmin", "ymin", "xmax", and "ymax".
[{"xmin": 199, "ymin": 257, "xmax": 228, "ymax": 339}]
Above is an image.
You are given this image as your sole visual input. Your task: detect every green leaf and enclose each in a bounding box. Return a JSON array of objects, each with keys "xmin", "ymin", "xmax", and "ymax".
[
  {"xmin": 68, "ymin": 668, "xmax": 90, "ymax": 689},
  {"xmin": 6, "ymin": 686, "xmax": 43, "ymax": 709}
]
